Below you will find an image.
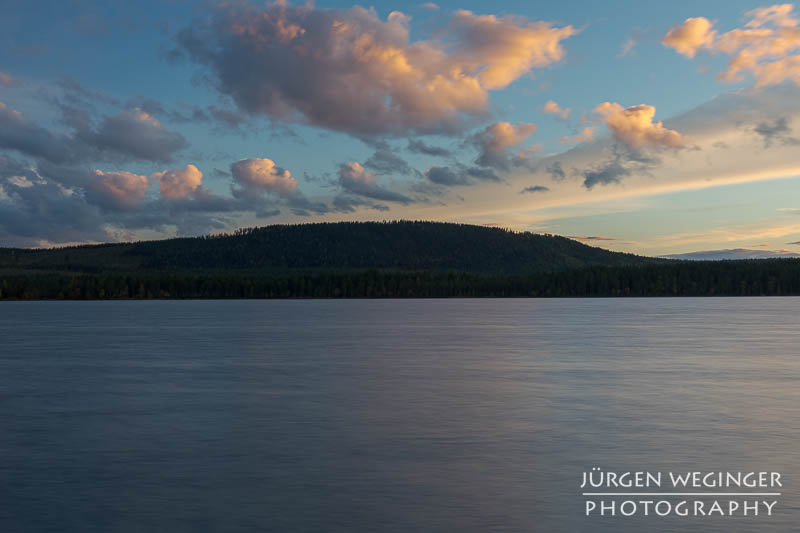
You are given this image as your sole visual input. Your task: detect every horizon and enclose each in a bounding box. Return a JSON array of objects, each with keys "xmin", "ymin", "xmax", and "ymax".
[{"xmin": 3, "ymin": 1, "xmax": 800, "ymax": 255}]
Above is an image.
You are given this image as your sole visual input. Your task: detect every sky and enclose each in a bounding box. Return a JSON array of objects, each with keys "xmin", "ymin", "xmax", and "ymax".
[{"xmin": 3, "ymin": 0, "xmax": 800, "ymax": 256}]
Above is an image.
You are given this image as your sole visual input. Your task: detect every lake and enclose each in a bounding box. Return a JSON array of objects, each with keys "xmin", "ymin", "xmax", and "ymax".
[{"xmin": 1, "ymin": 299, "xmax": 798, "ymax": 532}]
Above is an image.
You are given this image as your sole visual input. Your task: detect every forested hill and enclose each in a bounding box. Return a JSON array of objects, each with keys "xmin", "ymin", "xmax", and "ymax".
[
  {"xmin": 0, "ymin": 221, "xmax": 649, "ymax": 274},
  {"xmin": 6, "ymin": 221, "xmax": 799, "ymax": 300}
]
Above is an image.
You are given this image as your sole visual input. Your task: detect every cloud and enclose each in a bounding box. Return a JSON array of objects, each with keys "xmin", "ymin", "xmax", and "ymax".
[
  {"xmin": 664, "ymin": 5, "xmax": 800, "ymax": 87},
  {"xmin": 231, "ymin": 158, "xmax": 299, "ymax": 197},
  {"xmin": 547, "ymin": 161, "xmax": 566, "ymax": 180},
  {"xmin": 618, "ymin": 29, "xmax": 644, "ymax": 57},
  {"xmin": 425, "ymin": 166, "xmax": 471, "ymax": 186},
  {"xmin": 472, "ymin": 121, "xmax": 537, "ymax": 169},
  {"xmin": 560, "ymin": 126, "xmax": 595, "ymax": 145},
  {"xmin": 75, "ymin": 109, "xmax": 187, "ymax": 163},
  {"xmin": 152, "ymin": 164, "xmax": 204, "ymax": 199},
  {"xmin": 86, "ymin": 170, "xmax": 150, "ymax": 210},
  {"xmin": 746, "ymin": 4, "xmax": 800, "ymax": 27},
  {"xmin": 338, "ymin": 162, "xmax": 412, "ymax": 203},
  {"xmin": 124, "ymin": 96, "xmax": 250, "ymax": 132},
  {"xmin": 0, "ymin": 156, "xmax": 260, "ymax": 246},
  {"xmin": 58, "ymin": 76, "xmax": 120, "ymax": 109},
  {"xmin": 420, "ymin": 2, "xmax": 439, "ymax": 10},
  {"xmin": 425, "ymin": 164, "xmax": 501, "ymax": 186},
  {"xmin": 567, "ymin": 235, "xmax": 619, "ymax": 241},
  {"xmin": 520, "ymin": 185, "xmax": 549, "ymax": 193},
  {"xmin": 594, "ymin": 102, "xmax": 683, "ymax": 149},
  {"xmin": 0, "ymin": 160, "xmax": 107, "ymax": 246},
  {"xmin": 0, "ymin": 102, "xmax": 78, "ymax": 164},
  {"xmin": 0, "ymin": 71, "xmax": 20, "ymax": 87},
  {"xmin": 407, "ymin": 139, "xmax": 451, "ymax": 157},
  {"xmin": 175, "ymin": 3, "xmax": 574, "ymax": 137},
  {"xmin": 662, "ymin": 17, "xmax": 716, "ymax": 58},
  {"xmin": 753, "ymin": 116, "xmax": 800, "ymax": 147},
  {"xmin": 580, "ymin": 157, "xmax": 633, "ymax": 189},
  {"xmin": 331, "ymin": 194, "xmax": 390, "ymax": 213},
  {"xmin": 543, "ymin": 100, "xmax": 570, "ymax": 119},
  {"xmin": 0, "ymin": 101, "xmax": 187, "ymax": 166},
  {"xmin": 364, "ymin": 147, "xmax": 416, "ymax": 175}
]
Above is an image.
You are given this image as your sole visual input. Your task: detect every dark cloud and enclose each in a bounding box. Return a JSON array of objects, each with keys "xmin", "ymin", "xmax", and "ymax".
[
  {"xmin": 520, "ymin": 185, "xmax": 549, "ymax": 194},
  {"xmin": 580, "ymin": 158, "xmax": 632, "ymax": 189},
  {"xmin": 546, "ymin": 161, "xmax": 565, "ymax": 180},
  {"xmin": 567, "ymin": 235, "xmax": 619, "ymax": 241},
  {"xmin": 86, "ymin": 110, "xmax": 187, "ymax": 163},
  {"xmin": 58, "ymin": 76, "xmax": 120, "ymax": 108},
  {"xmin": 363, "ymin": 148, "xmax": 416, "ymax": 176},
  {"xmin": 0, "ymin": 100, "xmax": 186, "ymax": 166},
  {"xmin": 425, "ymin": 164, "xmax": 501, "ymax": 186},
  {"xmin": 753, "ymin": 117, "xmax": 800, "ymax": 148},
  {"xmin": 426, "ymin": 166, "xmax": 471, "ymax": 186},
  {"xmin": 0, "ymin": 102, "xmax": 79, "ymax": 164},
  {"xmin": 121, "ymin": 94, "xmax": 250, "ymax": 133},
  {"xmin": 576, "ymin": 144, "xmax": 661, "ymax": 189},
  {"xmin": 206, "ymin": 105, "xmax": 248, "ymax": 129},
  {"xmin": 471, "ymin": 122, "xmax": 537, "ymax": 171},
  {"xmin": 0, "ymin": 180, "xmax": 107, "ymax": 246},
  {"xmin": 464, "ymin": 166, "xmax": 501, "ymax": 182},
  {"xmin": 0, "ymin": 157, "xmax": 245, "ymax": 246},
  {"xmin": 332, "ymin": 195, "xmax": 391, "ymax": 213},
  {"xmin": 285, "ymin": 195, "xmax": 330, "ymax": 216},
  {"xmin": 406, "ymin": 139, "xmax": 452, "ymax": 157}
]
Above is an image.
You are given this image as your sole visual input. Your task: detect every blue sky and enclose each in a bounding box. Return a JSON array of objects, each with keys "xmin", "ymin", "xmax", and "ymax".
[{"xmin": 2, "ymin": 0, "xmax": 800, "ymax": 255}]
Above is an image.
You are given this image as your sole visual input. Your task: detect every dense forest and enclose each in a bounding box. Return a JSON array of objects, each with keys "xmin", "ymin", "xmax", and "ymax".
[{"xmin": 1, "ymin": 221, "xmax": 800, "ymax": 299}]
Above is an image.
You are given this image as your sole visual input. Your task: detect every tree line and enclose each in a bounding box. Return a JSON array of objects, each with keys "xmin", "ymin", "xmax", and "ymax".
[{"xmin": 2, "ymin": 260, "xmax": 800, "ymax": 299}]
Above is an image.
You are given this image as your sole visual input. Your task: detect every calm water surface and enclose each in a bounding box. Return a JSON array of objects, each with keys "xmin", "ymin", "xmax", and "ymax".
[{"xmin": 1, "ymin": 299, "xmax": 798, "ymax": 532}]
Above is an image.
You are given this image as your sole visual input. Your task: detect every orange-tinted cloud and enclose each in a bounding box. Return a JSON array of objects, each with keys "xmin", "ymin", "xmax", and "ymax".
[
  {"xmin": 176, "ymin": 3, "xmax": 575, "ymax": 136},
  {"xmin": 664, "ymin": 4, "xmax": 800, "ymax": 87},
  {"xmin": 662, "ymin": 17, "xmax": 716, "ymax": 58},
  {"xmin": 560, "ymin": 126, "xmax": 595, "ymax": 144},
  {"xmin": 594, "ymin": 102, "xmax": 683, "ymax": 148},
  {"xmin": 543, "ymin": 100, "xmax": 570, "ymax": 119},
  {"xmin": 152, "ymin": 164, "xmax": 203, "ymax": 199}
]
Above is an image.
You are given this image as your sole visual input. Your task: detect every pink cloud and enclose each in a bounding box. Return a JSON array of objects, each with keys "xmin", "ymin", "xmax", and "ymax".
[
  {"xmin": 231, "ymin": 158, "xmax": 298, "ymax": 197},
  {"xmin": 87, "ymin": 170, "xmax": 149, "ymax": 209},
  {"xmin": 152, "ymin": 164, "xmax": 203, "ymax": 199},
  {"xmin": 177, "ymin": 3, "xmax": 575, "ymax": 136}
]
